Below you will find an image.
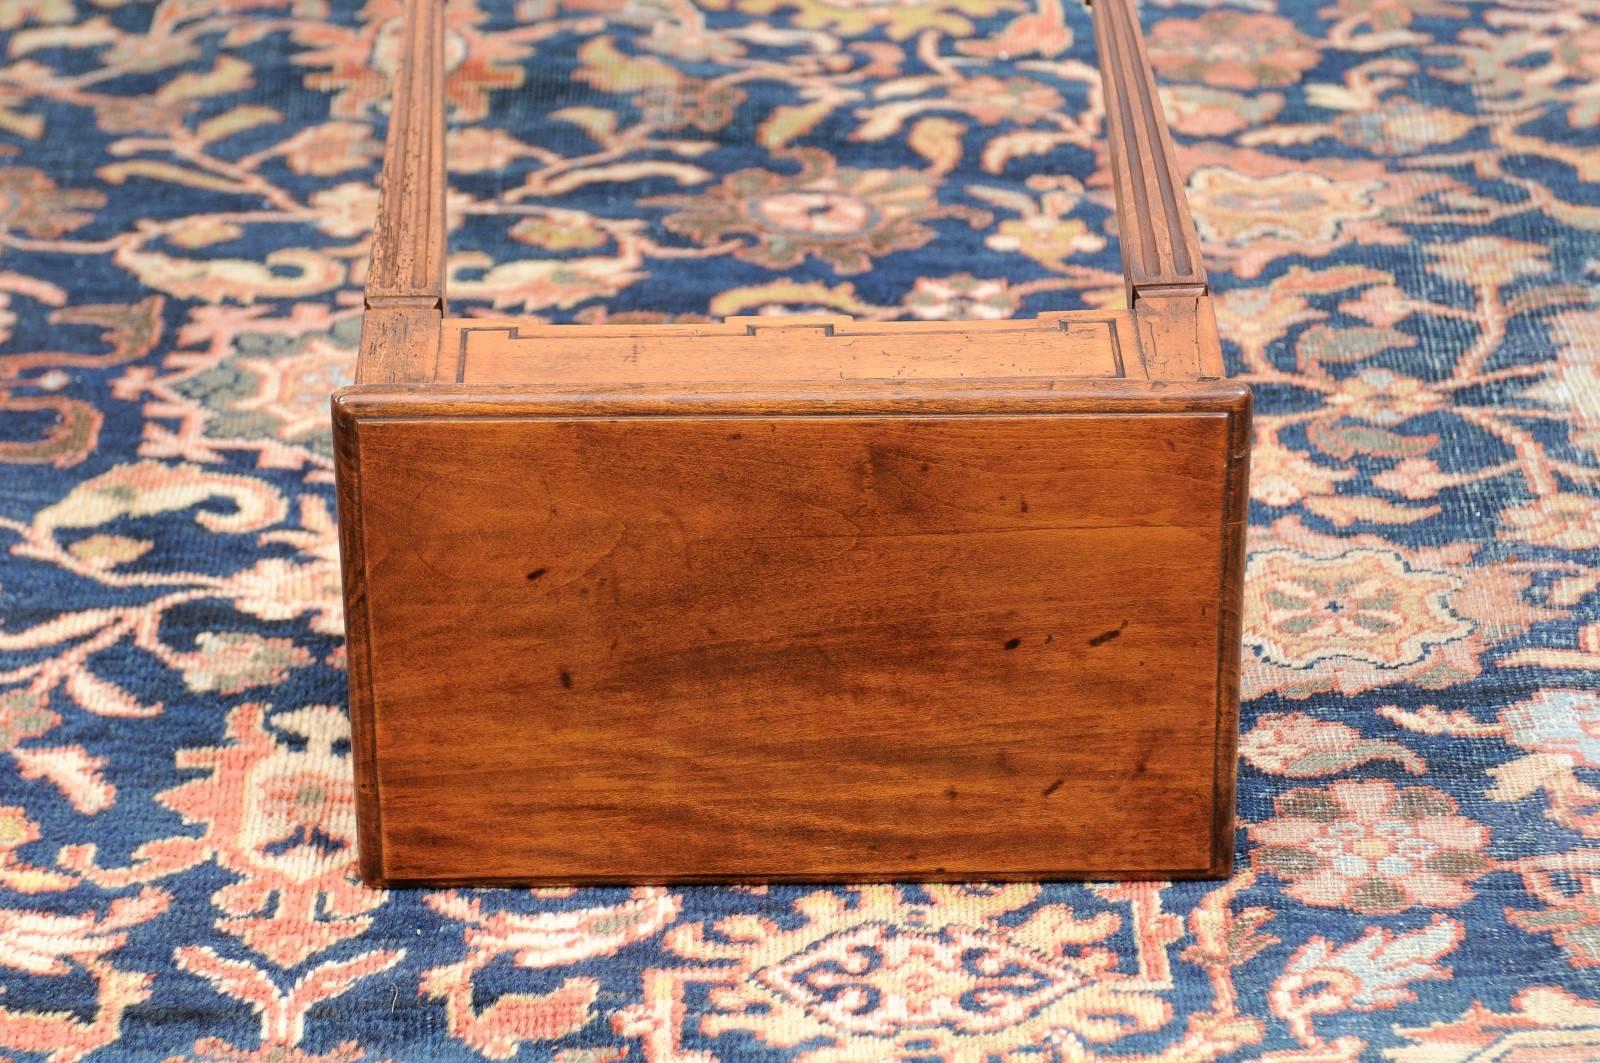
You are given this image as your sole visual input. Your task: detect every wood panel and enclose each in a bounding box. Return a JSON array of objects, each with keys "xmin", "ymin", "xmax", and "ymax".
[
  {"xmin": 334, "ymin": 384, "xmax": 1250, "ymax": 884},
  {"xmin": 440, "ymin": 312, "xmax": 1137, "ymax": 386}
]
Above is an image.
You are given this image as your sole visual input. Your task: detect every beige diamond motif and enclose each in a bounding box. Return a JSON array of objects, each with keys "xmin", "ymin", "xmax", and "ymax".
[{"xmin": 754, "ymin": 923, "xmax": 1085, "ymax": 1036}]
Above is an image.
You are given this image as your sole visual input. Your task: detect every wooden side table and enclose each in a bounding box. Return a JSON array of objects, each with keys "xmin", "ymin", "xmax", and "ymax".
[{"xmin": 334, "ymin": 0, "xmax": 1250, "ymax": 886}]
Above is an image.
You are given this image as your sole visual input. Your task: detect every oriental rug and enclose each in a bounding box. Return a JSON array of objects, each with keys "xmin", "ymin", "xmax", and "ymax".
[{"xmin": 1, "ymin": 0, "xmax": 1599, "ymax": 1058}]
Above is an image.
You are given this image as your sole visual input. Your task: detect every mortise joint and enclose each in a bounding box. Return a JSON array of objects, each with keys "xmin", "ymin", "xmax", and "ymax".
[
  {"xmin": 729, "ymin": 314, "xmax": 851, "ymax": 337},
  {"xmin": 366, "ymin": 295, "xmax": 444, "ymax": 312},
  {"xmin": 1131, "ymin": 284, "xmax": 1208, "ymax": 306},
  {"xmin": 742, "ymin": 322, "xmax": 837, "ymax": 337}
]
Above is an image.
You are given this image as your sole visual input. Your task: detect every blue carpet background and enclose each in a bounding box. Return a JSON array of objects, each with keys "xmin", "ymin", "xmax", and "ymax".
[{"xmin": 2, "ymin": 0, "xmax": 1600, "ymax": 1058}]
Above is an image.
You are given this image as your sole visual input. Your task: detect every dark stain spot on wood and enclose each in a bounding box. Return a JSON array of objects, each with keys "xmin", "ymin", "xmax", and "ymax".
[
  {"xmin": 945, "ymin": 787, "xmax": 959, "ymax": 800},
  {"xmin": 1044, "ymin": 633, "xmax": 1053, "ymax": 644},
  {"xmin": 1019, "ymin": 498, "xmax": 1029, "ymax": 513},
  {"xmin": 1041, "ymin": 777, "xmax": 1064, "ymax": 797},
  {"xmin": 1088, "ymin": 621, "xmax": 1127, "ymax": 647},
  {"xmin": 1004, "ymin": 637, "xmax": 1022, "ymax": 650},
  {"xmin": 526, "ymin": 567, "xmax": 547, "ymax": 581},
  {"xmin": 727, "ymin": 431, "xmax": 743, "ymax": 440},
  {"xmin": 919, "ymin": 462, "xmax": 931, "ymax": 473},
  {"xmin": 558, "ymin": 668, "xmax": 573, "ymax": 689}
]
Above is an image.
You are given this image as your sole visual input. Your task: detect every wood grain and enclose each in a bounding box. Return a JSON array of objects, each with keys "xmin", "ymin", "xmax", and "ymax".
[
  {"xmin": 335, "ymin": 384, "xmax": 1250, "ymax": 885},
  {"xmin": 1136, "ymin": 295, "xmax": 1227, "ymax": 380},
  {"xmin": 356, "ymin": 306, "xmax": 442, "ymax": 386}
]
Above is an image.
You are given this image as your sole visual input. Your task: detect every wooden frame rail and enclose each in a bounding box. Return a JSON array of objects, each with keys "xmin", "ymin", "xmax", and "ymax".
[
  {"xmin": 357, "ymin": 0, "xmax": 1218, "ymax": 383},
  {"xmin": 1089, "ymin": 0, "xmax": 1205, "ymax": 302},
  {"xmin": 357, "ymin": 0, "xmax": 446, "ymax": 384}
]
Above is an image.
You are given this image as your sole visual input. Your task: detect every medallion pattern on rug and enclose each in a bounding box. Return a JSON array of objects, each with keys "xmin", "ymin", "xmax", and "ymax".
[{"xmin": 1, "ymin": 0, "xmax": 1599, "ymax": 1058}]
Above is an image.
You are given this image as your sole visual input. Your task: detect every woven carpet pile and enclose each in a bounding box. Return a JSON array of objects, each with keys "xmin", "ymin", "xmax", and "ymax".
[{"xmin": 2, "ymin": 0, "xmax": 1600, "ymax": 1058}]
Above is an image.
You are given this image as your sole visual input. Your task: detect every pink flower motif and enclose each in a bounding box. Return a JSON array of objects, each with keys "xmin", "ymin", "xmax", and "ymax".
[
  {"xmin": 1250, "ymin": 439, "xmax": 1355, "ymax": 507},
  {"xmin": 1240, "ymin": 713, "xmax": 1425, "ymax": 777},
  {"xmin": 650, "ymin": 149, "xmax": 991, "ymax": 275},
  {"xmin": 904, "ymin": 275, "xmax": 1017, "ymax": 320},
  {"xmin": 1163, "ymin": 85, "xmax": 1283, "ymax": 137},
  {"xmin": 1328, "ymin": 368, "xmax": 1447, "ymax": 425},
  {"xmin": 1148, "ymin": 12, "xmax": 1320, "ymax": 90},
  {"xmin": 1499, "ymin": 493, "xmax": 1600, "ymax": 550},
  {"xmin": 1250, "ymin": 780, "xmax": 1491, "ymax": 913},
  {"xmin": 946, "ymin": 75, "xmax": 1064, "ymax": 125},
  {"xmin": 1246, "ymin": 547, "xmax": 1471, "ymax": 669}
]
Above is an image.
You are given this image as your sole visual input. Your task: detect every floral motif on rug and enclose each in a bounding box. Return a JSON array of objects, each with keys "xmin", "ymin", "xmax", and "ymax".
[{"xmin": 0, "ymin": 0, "xmax": 1598, "ymax": 1058}]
